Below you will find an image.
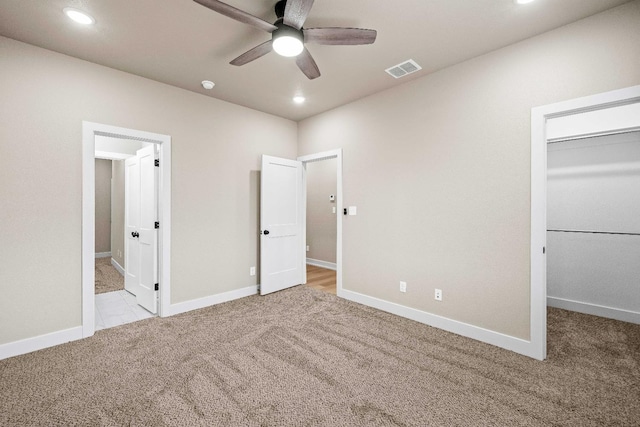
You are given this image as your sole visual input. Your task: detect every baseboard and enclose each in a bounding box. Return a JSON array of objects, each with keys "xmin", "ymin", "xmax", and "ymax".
[
  {"xmin": 548, "ymin": 296, "xmax": 640, "ymax": 324},
  {"xmin": 0, "ymin": 326, "xmax": 83, "ymax": 360},
  {"xmin": 165, "ymin": 285, "xmax": 258, "ymax": 317},
  {"xmin": 306, "ymin": 258, "xmax": 337, "ymax": 271},
  {"xmin": 111, "ymin": 258, "xmax": 125, "ymax": 276},
  {"xmin": 340, "ymin": 289, "xmax": 538, "ymax": 359},
  {"xmin": 95, "ymin": 251, "xmax": 112, "ymax": 259}
]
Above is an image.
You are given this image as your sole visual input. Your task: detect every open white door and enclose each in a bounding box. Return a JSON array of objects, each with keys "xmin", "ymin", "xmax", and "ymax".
[
  {"xmin": 124, "ymin": 155, "xmax": 140, "ymax": 295},
  {"xmin": 136, "ymin": 145, "xmax": 158, "ymax": 313},
  {"xmin": 260, "ymin": 155, "xmax": 304, "ymax": 295}
]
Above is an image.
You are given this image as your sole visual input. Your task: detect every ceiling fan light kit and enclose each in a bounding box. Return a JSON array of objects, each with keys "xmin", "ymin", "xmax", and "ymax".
[
  {"xmin": 193, "ymin": 0, "xmax": 377, "ymax": 80},
  {"xmin": 272, "ymin": 25, "xmax": 304, "ymax": 57}
]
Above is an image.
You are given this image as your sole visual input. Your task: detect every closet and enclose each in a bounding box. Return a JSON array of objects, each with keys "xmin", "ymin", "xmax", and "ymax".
[{"xmin": 547, "ymin": 129, "xmax": 640, "ymax": 324}]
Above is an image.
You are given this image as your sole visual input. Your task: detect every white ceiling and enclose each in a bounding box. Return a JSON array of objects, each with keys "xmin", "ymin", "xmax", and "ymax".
[{"xmin": 0, "ymin": 0, "xmax": 631, "ymax": 121}]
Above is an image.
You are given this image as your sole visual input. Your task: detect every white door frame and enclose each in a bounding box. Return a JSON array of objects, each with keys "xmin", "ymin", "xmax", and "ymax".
[
  {"xmin": 82, "ymin": 121, "xmax": 172, "ymax": 338},
  {"xmin": 297, "ymin": 149, "xmax": 344, "ymax": 296},
  {"xmin": 530, "ymin": 85, "xmax": 640, "ymax": 360}
]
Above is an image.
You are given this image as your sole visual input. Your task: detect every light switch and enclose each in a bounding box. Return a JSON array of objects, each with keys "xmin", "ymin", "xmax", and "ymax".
[
  {"xmin": 332, "ymin": 207, "xmax": 336, "ymax": 214},
  {"xmin": 348, "ymin": 206, "xmax": 357, "ymax": 216}
]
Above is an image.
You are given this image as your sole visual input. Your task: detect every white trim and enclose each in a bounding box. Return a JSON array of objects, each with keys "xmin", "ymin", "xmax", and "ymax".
[
  {"xmin": 164, "ymin": 286, "xmax": 258, "ymax": 317},
  {"xmin": 111, "ymin": 258, "xmax": 125, "ymax": 276},
  {"xmin": 341, "ymin": 290, "xmax": 534, "ymax": 358},
  {"xmin": 531, "ymin": 84, "xmax": 640, "ymax": 361},
  {"xmin": 298, "ymin": 149, "xmax": 343, "ymax": 297},
  {"xmin": 95, "ymin": 251, "xmax": 112, "ymax": 259},
  {"xmin": 548, "ymin": 297, "xmax": 640, "ymax": 325},
  {"xmin": 0, "ymin": 327, "xmax": 83, "ymax": 360},
  {"xmin": 95, "ymin": 150, "xmax": 134, "ymax": 160},
  {"xmin": 83, "ymin": 121, "xmax": 172, "ymax": 341},
  {"xmin": 306, "ymin": 258, "xmax": 337, "ymax": 271}
]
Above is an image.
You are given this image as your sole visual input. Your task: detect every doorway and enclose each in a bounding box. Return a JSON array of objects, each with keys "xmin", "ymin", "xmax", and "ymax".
[
  {"xmin": 258, "ymin": 149, "xmax": 343, "ymax": 297},
  {"xmin": 530, "ymin": 85, "xmax": 640, "ymax": 360},
  {"xmin": 303, "ymin": 156, "xmax": 338, "ymax": 295},
  {"xmin": 299, "ymin": 149, "xmax": 343, "ymax": 296},
  {"xmin": 82, "ymin": 122, "xmax": 172, "ymax": 338}
]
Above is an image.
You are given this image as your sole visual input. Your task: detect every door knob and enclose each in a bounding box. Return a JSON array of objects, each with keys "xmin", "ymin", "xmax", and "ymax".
[
  {"xmin": 131, "ymin": 231, "xmax": 139, "ymax": 238},
  {"xmin": 263, "ymin": 230, "xmax": 270, "ymax": 235}
]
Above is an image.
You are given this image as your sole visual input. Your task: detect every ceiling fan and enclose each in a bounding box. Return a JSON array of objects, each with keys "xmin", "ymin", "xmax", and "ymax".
[{"xmin": 193, "ymin": 0, "xmax": 377, "ymax": 79}]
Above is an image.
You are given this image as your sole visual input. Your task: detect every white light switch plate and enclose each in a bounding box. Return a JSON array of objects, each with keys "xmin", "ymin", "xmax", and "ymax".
[{"xmin": 348, "ymin": 206, "xmax": 357, "ymax": 215}]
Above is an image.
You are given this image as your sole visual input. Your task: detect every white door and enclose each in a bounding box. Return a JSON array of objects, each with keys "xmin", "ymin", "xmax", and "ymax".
[
  {"xmin": 124, "ymin": 155, "xmax": 140, "ymax": 295},
  {"xmin": 123, "ymin": 145, "xmax": 158, "ymax": 313},
  {"xmin": 260, "ymin": 155, "xmax": 304, "ymax": 295},
  {"xmin": 135, "ymin": 145, "xmax": 158, "ymax": 313}
]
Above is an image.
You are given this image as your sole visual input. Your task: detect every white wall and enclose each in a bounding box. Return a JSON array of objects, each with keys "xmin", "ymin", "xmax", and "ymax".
[
  {"xmin": 95, "ymin": 159, "xmax": 112, "ymax": 254},
  {"xmin": 298, "ymin": 1, "xmax": 640, "ymax": 342},
  {"xmin": 306, "ymin": 158, "xmax": 337, "ymax": 264},
  {"xmin": 547, "ymin": 131, "xmax": 640, "ymax": 323},
  {"xmin": 111, "ymin": 160, "xmax": 125, "ymax": 267},
  {"xmin": 0, "ymin": 36, "xmax": 296, "ymax": 346}
]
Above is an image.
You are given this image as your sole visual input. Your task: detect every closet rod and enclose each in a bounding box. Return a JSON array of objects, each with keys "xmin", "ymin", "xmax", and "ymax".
[{"xmin": 547, "ymin": 229, "xmax": 640, "ymax": 236}]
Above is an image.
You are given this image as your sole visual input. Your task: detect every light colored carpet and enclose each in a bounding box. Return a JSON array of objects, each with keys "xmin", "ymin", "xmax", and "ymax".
[
  {"xmin": 95, "ymin": 257, "xmax": 124, "ymax": 294},
  {"xmin": 0, "ymin": 286, "xmax": 638, "ymax": 426}
]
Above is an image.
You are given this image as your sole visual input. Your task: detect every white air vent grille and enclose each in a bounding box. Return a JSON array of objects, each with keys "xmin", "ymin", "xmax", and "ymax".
[{"xmin": 385, "ymin": 59, "xmax": 422, "ymax": 79}]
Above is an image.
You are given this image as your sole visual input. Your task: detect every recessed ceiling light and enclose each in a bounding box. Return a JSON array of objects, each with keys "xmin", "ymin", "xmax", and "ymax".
[
  {"xmin": 63, "ymin": 8, "xmax": 95, "ymax": 25},
  {"xmin": 293, "ymin": 96, "xmax": 305, "ymax": 104},
  {"xmin": 514, "ymin": 0, "xmax": 536, "ymax": 4},
  {"xmin": 201, "ymin": 80, "xmax": 215, "ymax": 90}
]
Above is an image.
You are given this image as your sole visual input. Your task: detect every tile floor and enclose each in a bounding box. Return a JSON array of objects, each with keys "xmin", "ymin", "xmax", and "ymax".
[{"xmin": 95, "ymin": 290, "xmax": 156, "ymax": 331}]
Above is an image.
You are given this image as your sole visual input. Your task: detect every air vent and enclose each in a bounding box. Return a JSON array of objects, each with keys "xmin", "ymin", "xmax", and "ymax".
[{"xmin": 385, "ymin": 59, "xmax": 422, "ymax": 79}]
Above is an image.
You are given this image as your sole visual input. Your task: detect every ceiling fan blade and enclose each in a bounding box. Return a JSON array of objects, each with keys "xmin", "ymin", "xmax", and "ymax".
[
  {"xmin": 304, "ymin": 27, "xmax": 377, "ymax": 45},
  {"xmin": 193, "ymin": 0, "xmax": 277, "ymax": 33},
  {"xmin": 230, "ymin": 40, "xmax": 273, "ymax": 66},
  {"xmin": 296, "ymin": 48, "xmax": 321, "ymax": 80},
  {"xmin": 283, "ymin": 0, "xmax": 314, "ymax": 30}
]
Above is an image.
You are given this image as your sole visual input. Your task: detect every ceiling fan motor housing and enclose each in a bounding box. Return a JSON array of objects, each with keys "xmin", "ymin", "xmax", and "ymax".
[
  {"xmin": 274, "ymin": 0, "xmax": 288, "ymax": 19},
  {"xmin": 272, "ymin": 22, "xmax": 303, "ymax": 42}
]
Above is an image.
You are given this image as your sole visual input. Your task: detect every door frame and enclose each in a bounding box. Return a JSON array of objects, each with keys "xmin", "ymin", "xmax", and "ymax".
[
  {"xmin": 530, "ymin": 84, "xmax": 640, "ymax": 360},
  {"xmin": 298, "ymin": 149, "xmax": 343, "ymax": 296},
  {"xmin": 82, "ymin": 121, "xmax": 172, "ymax": 338}
]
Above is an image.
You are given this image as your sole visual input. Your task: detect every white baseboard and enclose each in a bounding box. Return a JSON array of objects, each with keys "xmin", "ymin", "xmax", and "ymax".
[
  {"xmin": 111, "ymin": 258, "xmax": 125, "ymax": 276},
  {"xmin": 548, "ymin": 296, "xmax": 640, "ymax": 324},
  {"xmin": 95, "ymin": 251, "xmax": 112, "ymax": 259},
  {"xmin": 340, "ymin": 289, "xmax": 538, "ymax": 359},
  {"xmin": 0, "ymin": 326, "xmax": 83, "ymax": 360},
  {"xmin": 306, "ymin": 258, "xmax": 337, "ymax": 271},
  {"xmin": 165, "ymin": 285, "xmax": 258, "ymax": 317}
]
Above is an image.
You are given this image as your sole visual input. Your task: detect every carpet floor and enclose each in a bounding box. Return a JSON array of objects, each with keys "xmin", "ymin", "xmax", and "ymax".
[
  {"xmin": 95, "ymin": 257, "xmax": 124, "ymax": 294},
  {"xmin": 1, "ymin": 286, "xmax": 638, "ymax": 426}
]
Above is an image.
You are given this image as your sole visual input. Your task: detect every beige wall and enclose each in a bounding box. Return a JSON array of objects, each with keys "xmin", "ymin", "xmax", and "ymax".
[
  {"xmin": 298, "ymin": 2, "xmax": 640, "ymax": 340},
  {"xmin": 306, "ymin": 159, "xmax": 337, "ymax": 263},
  {"xmin": 0, "ymin": 36, "xmax": 296, "ymax": 345},
  {"xmin": 111, "ymin": 160, "xmax": 125, "ymax": 268},
  {"xmin": 94, "ymin": 159, "xmax": 112, "ymax": 254}
]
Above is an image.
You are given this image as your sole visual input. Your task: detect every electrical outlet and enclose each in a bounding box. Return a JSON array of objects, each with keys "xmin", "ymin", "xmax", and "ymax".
[
  {"xmin": 435, "ymin": 289, "xmax": 442, "ymax": 301},
  {"xmin": 400, "ymin": 281, "xmax": 407, "ymax": 293},
  {"xmin": 306, "ymin": 245, "xmax": 310, "ymax": 252},
  {"xmin": 249, "ymin": 266, "xmax": 256, "ymax": 276}
]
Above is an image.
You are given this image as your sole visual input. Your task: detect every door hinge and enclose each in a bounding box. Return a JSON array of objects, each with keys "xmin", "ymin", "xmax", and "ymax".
[
  {"xmin": 155, "ymin": 221, "xmax": 159, "ymax": 229},
  {"xmin": 154, "ymin": 159, "xmax": 159, "ymax": 167},
  {"xmin": 543, "ymin": 246, "xmax": 546, "ymax": 254},
  {"xmin": 154, "ymin": 283, "xmax": 159, "ymax": 291}
]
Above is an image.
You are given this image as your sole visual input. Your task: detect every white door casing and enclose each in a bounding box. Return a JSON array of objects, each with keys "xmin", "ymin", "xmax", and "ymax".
[
  {"xmin": 136, "ymin": 145, "xmax": 158, "ymax": 313},
  {"xmin": 260, "ymin": 155, "xmax": 304, "ymax": 295},
  {"xmin": 124, "ymin": 154, "xmax": 140, "ymax": 296}
]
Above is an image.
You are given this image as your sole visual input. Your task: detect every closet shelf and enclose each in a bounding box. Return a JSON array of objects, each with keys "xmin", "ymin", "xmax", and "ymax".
[{"xmin": 547, "ymin": 229, "xmax": 640, "ymax": 236}]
